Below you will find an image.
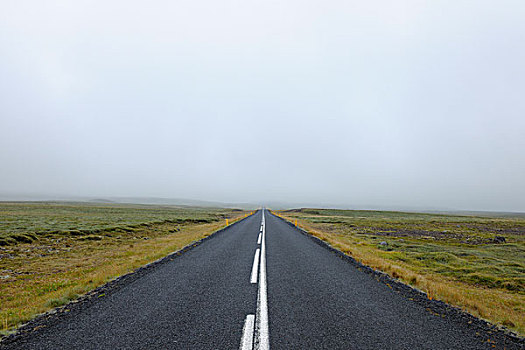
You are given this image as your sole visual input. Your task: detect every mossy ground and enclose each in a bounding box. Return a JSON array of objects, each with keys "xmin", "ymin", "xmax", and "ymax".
[
  {"xmin": 0, "ymin": 202, "xmax": 247, "ymax": 335},
  {"xmin": 277, "ymin": 208, "xmax": 525, "ymax": 335}
]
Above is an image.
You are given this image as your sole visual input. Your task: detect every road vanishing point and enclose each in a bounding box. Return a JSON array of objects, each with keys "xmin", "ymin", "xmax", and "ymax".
[{"xmin": 2, "ymin": 210, "xmax": 521, "ymax": 349}]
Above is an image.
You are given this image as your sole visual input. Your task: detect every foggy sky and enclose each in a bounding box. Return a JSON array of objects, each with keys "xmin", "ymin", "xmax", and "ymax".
[{"xmin": 1, "ymin": 1, "xmax": 524, "ymax": 212}]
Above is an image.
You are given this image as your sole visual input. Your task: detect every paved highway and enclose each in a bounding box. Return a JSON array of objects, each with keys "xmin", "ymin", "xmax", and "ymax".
[{"xmin": 1, "ymin": 210, "xmax": 521, "ymax": 349}]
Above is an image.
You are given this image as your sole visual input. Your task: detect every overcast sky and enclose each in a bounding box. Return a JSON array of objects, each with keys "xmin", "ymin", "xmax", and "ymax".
[{"xmin": 1, "ymin": 1, "xmax": 524, "ymax": 211}]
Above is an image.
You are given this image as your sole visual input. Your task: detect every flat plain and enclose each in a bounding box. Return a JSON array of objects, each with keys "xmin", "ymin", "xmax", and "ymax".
[
  {"xmin": 278, "ymin": 208, "xmax": 525, "ymax": 336},
  {"xmin": 0, "ymin": 201, "xmax": 246, "ymax": 335}
]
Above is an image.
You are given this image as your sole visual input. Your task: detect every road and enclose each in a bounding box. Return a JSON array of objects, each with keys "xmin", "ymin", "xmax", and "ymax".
[{"xmin": 1, "ymin": 210, "xmax": 520, "ymax": 349}]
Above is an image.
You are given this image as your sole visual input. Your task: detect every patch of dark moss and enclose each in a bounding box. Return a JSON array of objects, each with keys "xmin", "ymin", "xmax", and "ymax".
[{"xmin": 10, "ymin": 234, "xmax": 38, "ymax": 244}]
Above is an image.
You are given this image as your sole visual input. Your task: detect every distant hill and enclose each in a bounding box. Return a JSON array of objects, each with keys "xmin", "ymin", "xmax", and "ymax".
[
  {"xmin": 0, "ymin": 193, "xmax": 258, "ymax": 210},
  {"xmin": 103, "ymin": 196, "xmax": 258, "ymax": 209},
  {"xmin": 1, "ymin": 193, "xmax": 522, "ymax": 215}
]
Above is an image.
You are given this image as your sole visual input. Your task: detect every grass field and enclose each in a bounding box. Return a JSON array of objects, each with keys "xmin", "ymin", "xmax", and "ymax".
[
  {"xmin": 0, "ymin": 202, "xmax": 247, "ymax": 335},
  {"xmin": 276, "ymin": 208, "xmax": 525, "ymax": 336}
]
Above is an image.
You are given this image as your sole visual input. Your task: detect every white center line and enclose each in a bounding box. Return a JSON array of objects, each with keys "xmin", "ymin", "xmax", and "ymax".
[
  {"xmin": 250, "ymin": 248, "xmax": 260, "ymax": 284},
  {"xmin": 255, "ymin": 210, "xmax": 269, "ymax": 350},
  {"xmin": 240, "ymin": 314, "xmax": 255, "ymax": 350},
  {"xmin": 239, "ymin": 209, "xmax": 270, "ymax": 350}
]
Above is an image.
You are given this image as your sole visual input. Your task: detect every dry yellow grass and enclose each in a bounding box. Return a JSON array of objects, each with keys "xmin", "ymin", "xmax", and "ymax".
[
  {"xmin": 277, "ymin": 212, "xmax": 525, "ymax": 336},
  {"xmin": 1, "ymin": 213, "xmax": 246, "ymax": 335}
]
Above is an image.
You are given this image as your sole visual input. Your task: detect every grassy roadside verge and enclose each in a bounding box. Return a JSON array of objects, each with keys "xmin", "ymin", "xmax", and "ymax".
[
  {"xmin": 0, "ymin": 202, "xmax": 249, "ymax": 336},
  {"xmin": 273, "ymin": 209, "xmax": 525, "ymax": 336}
]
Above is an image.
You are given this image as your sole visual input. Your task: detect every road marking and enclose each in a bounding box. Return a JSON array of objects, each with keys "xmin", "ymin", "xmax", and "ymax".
[
  {"xmin": 239, "ymin": 314, "xmax": 255, "ymax": 350},
  {"xmin": 250, "ymin": 248, "xmax": 260, "ymax": 284},
  {"xmin": 255, "ymin": 210, "xmax": 269, "ymax": 350},
  {"xmin": 239, "ymin": 209, "xmax": 270, "ymax": 350}
]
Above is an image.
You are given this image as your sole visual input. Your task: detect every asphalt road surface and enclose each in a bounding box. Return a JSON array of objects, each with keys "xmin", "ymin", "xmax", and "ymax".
[{"xmin": 2, "ymin": 210, "xmax": 520, "ymax": 349}]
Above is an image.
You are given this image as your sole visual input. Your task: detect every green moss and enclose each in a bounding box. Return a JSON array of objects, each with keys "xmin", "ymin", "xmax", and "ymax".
[
  {"xmin": 45, "ymin": 297, "xmax": 70, "ymax": 308},
  {"xmin": 9, "ymin": 234, "xmax": 36, "ymax": 244},
  {"xmin": 0, "ymin": 202, "xmax": 233, "ymax": 246},
  {"xmin": 0, "ymin": 237, "xmax": 16, "ymax": 246},
  {"xmin": 288, "ymin": 208, "xmax": 525, "ymax": 293}
]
